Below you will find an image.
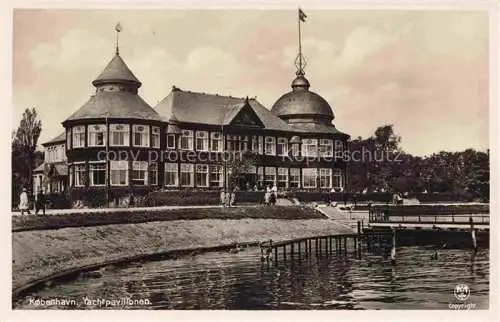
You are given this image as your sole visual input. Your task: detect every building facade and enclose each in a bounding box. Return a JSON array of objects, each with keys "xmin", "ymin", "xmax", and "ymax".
[
  {"xmin": 33, "ymin": 132, "xmax": 68, "ymax": 196},
  {"xmin": 36, "ymin": 24, "xmax": 350, "ymax": 206}
]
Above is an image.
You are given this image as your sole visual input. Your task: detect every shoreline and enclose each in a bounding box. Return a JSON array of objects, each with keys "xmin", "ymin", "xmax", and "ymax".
[{"xmin": 12, "ymin": 217, "xmax": 354, "ymax": 298}]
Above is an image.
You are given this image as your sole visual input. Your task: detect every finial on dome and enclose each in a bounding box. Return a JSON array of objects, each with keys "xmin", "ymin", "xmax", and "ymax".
[{"xmin": 115, "ymin": 22, "xmax": 123, "ymax": 55}]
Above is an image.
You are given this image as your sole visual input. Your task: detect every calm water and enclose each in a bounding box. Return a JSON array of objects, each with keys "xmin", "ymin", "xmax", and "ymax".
[{"xmin": 16, "ymin": 246, "xmax": 489, "ymax": 310}]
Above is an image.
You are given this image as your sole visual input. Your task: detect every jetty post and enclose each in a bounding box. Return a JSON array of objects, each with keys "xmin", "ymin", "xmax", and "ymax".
[
  {"xmin": 390, "ymin": 228, "xmax": 396, "ymax": 264},
  {"xmin": 470, "ymin": 216, "xmax": 478, "ymax": 253}
]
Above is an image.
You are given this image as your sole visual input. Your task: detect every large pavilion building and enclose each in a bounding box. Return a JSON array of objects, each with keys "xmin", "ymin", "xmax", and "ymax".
[{"xmin": 34, "ymin": 16, "xmax": 350, "ymax": 206}]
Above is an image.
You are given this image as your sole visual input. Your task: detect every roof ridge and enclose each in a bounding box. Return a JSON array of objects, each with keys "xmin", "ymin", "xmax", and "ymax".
[{"xmin": 175, "ymin": 88, "xmax": 247, "ymax": 100}]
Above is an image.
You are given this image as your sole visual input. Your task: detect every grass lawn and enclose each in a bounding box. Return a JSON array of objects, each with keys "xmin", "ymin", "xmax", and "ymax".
[{"xmin": 12, "ymin": 205, "xmax": 326, "ymax": 232}]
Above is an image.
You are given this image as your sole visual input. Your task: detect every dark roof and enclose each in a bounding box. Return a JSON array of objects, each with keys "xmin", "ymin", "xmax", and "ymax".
[
  {"xmin": 33, "ymin": 163, "xmax": 45, "ymax": 173},
  {"xmin": 272, "ymin": 89, "xmax": 334, "ymax": 121},
  {"xmin": 33, "ymin": 162, "xmax": 68, "ymax": 176},
  {"xmin": 52, "ymin": 163, "xmax": 68, "ymax": 176},
  {"xmin": 287, "ymin": 122, "xmax": 350, "ymax": 137},
  {"xmin": 92, "ymin": 53, "xmax": 141, "ymax": 87},
  {"xmin": 64, "ymin": 91, "xmax": 163, "ymax": 122},
  {"xmin": 42, "ymin": 132, "xmax": 66, "ymax": 146},
  {"xmin": 155, "ymin": 88, "xmax": 292, "ymax": 132}
]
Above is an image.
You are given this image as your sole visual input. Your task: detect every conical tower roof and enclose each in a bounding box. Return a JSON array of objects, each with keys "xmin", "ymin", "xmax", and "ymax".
[{"xmin": 92, "ymin": 53, "xmax": 141, "ymax": 87}]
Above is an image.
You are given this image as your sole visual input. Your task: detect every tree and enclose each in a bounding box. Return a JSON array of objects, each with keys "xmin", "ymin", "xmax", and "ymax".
[{"xmin": 12, "ymin": 108, "xmax": 42, "ymax": 204}]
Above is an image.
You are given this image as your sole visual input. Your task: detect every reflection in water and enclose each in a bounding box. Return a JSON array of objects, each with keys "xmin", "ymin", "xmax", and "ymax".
[{"xmin": 16, "ymin": 247, "xmax": 489, "ymax": 310}]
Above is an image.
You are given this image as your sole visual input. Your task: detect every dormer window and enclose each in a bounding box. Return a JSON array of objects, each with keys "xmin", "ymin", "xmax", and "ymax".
[{"xmin": 88, "ymin": 124, "xmax": 107, "ymax": 147}]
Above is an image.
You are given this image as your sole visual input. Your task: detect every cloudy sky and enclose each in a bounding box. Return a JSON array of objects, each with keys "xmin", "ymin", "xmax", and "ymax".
[{"xmin": 12, "ymin": 8, "xmax": 489, "ymax": 156}]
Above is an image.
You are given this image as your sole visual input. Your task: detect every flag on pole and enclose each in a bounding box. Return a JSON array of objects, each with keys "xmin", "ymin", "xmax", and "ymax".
[
  {"xmin": 115, "ymin": 22, "xmax": 123, "ymax": 32},
  {"xmin": 299, "ymin": 8, "xmax": 307, "ymax": 22}
]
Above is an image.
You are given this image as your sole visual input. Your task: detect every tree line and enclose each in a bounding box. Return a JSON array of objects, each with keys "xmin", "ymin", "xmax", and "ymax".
[{"xmin": 347, "ymin": 125, "xmax": 489, "ymax": 202}]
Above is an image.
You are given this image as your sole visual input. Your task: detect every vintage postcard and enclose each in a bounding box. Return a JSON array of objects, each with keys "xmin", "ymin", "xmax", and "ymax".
[{"xmin": 4, "ymin": 0, "xmax": 498, "ymax": 321}]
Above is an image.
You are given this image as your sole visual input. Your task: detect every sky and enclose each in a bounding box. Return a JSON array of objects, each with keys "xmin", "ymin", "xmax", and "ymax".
[{"xmin": 12, "ymin": 8, "xmax": 489, "ymax": 156}]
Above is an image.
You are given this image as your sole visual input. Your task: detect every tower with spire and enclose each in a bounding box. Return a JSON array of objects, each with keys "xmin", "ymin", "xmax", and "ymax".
[{"xmin": 62, "ymin": 23, "xmax": 164, "ymax": 206}]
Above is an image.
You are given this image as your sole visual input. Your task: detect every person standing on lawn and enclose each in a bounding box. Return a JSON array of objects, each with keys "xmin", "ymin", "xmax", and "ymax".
[
  {"xmin": 220, "ymin": 188, "xmax": 226, "ymax": 207},
  {"xmin": 35, "ymin": 189, "xmax": 46, "ymax": 215},
  {"xmin": 19, "ymin": 188, "xmax": 30, "ymax": 215},
  {"xmin": 229, "ymin": 187, "xmax": 238, "ymax": 207}
]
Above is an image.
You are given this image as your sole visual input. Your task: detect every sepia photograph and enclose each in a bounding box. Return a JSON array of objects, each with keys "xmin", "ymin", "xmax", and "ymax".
[{"xmin": 8, "ymin": 1, "xmax": 495, "ymax": 315}]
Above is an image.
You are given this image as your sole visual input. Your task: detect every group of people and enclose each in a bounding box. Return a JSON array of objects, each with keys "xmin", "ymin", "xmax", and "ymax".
[
  {"xmin": 220, "ymin": 187, "xmax": 238, "ymax": 207},
  {"xmin": 18, "ymin": 187, "xmax": 47, "ymax": 215},
  {"xmin": 264, "ymin": 185, "xmax": 278, "ymax": 206}
]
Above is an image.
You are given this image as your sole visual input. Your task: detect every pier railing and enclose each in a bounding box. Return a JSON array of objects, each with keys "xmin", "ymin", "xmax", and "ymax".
[
  {"xmin": 368, "ymin": 204, "xmax": 490, "ymax": 225},
  {"xmin": 260, "ymin": 233, "xmax": 365, "ymax": 263}
]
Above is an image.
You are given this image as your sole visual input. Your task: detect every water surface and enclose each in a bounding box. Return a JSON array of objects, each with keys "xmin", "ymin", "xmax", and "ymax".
[{"xmin": 16, "ymin": 246, "xmax": 489, "ymax": 310}]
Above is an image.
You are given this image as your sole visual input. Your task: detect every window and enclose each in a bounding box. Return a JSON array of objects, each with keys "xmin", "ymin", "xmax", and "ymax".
[
  {"xmin": 335, "ymin": 140, "xmax": 344, "ymax": 150},
  {"xmin": 165, "ymin": 163, "xmax": 178, "ymax": 186},
  {"xmin": 251, "ymin": 135, "xmax": 259, "ymax": 153},
  {"xmin": 319, "ymin": 168, "xmax": 332, "ymax": 189},
  {"xmin": 133, "ymin": 125, "xmax": 150, "ymax": 147},
  {"xmin": 180, "ymin": 164, "xmax": 194, "ymax": 187},
  {"xmin": 210, "ymin": 132, "xmax": 223, "ymax": 152},
  {"xmin": 302, "ymin": 168, "xmax": 317, "ymax": 189},
  {"xmin": 150, "ymin": 163, "xmax": 158, "ymax": 185},
  {"xmin": 227, "ymin": 135, "xmax": 248, "ymax": 152},
  {"xmin": 89, "ymin": 162, "xmax": 106, "ymax": 186},
  {"xmin": 131, "ymin": 161, "xmax": 148, "ymax": 185},
  {"xmin": 110, "ymin": 160, "xmax": 128, "ymax": 186},
  {"xmin": 265, "ymin": 137, "xmax": 276, "ymax": 155},
  {"xmin": 74, "ymin": 163, "xmax": 86, "ymax": 187},
  {"xmin": 277, "ymin": 137, "xmax": 288, "ymax": 156},
  {"xmin": 196, "ymin": 131, "xmax": 209, "ymax": 151},
  {"xmin": 289, "ymin": 168, "xmax": 300, "ymax": 188},
  {"xmin": 166, "ymin": 134, "xmax": 176, "ymax": 149},
  {"xmin": 257, "ymin": 167, "xmax": 264, "ymax": 187},
  {"xmin": 333, "ymin": 169, "xmax": 343, "ymax": 189},
  {"xmin": 72, "ymin": 126, "xmax": 85, "ymax": 148},
  {"xmin": 110, "ymin": 124, "xmax": 129, "ymax": 146},
  {"xmin": 179, "ymin": 130, "xmax": 194, "ymax": 150},
  {"xmin": 264, "ymin": 167, "xmax": 276, "ymax": 187},
  {"xmin": 195, "ymin": 164, "xmax": 209, "ymax": 187},
  {"xmin": 152, "ymin": 126, "xmax": 160, "ymax": 148},
  {"xmin": 209, "ymin": 165, "xmax": 223, "ymax": 187},
  {"xmin": 302, "ymin": 139, "xmax": 318, "ymax": 157},
  {"xmin": 334, "ymin": 140, "xmax": 344, "ymax": 158},
  {"xmin": 88, "ymin": 124, "xmax": 107, "ymax": 147},
  {"xmin": 319, "ymin": 139, "xmax": 333, "ymax": 157},
  {"xmin": 258, "ymin": 136, "xmax": 264, "ymax": 154},
  {"xmin": 277, "ymin": 167, "xmax": 288, "ymax": 188}
]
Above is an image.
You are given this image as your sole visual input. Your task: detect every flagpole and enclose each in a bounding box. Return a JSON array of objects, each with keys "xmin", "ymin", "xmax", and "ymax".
[{"xmin": 298, "ymin": 9, "xmax": 302, "ymax": 73}]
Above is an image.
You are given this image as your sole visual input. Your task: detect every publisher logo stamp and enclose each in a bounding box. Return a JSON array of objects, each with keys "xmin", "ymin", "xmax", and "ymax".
[{"xmin": 454, "ymin": 284, "xmax": 470, "ymax": 301}]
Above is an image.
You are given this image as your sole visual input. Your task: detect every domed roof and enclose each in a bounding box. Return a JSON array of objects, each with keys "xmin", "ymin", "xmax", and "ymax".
[
  {"xmin": 92, "ymin": 53, "xmax": 142, "ymax": 87},
  {"xmin": 271, "ymin": 75, "xmax": 334, "ymax": 123}
]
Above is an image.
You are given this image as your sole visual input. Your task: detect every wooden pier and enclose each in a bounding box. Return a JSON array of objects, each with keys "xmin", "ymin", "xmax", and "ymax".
[{"xmin": 260, "ymin": 204, "xmax": 489, "ymax": 263}]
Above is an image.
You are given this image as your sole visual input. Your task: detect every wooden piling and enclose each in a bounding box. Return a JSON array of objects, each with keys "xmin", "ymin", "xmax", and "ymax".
[
  {"xmin": 390, "ymin": 229, "xmax": 396, "ymax": 264},
  {"xmin": 298, "ymin": 240, "xmax": 301, "ymax": 259},
  {"xmin": 291, "ymin": 242, "xmax": 295, "ymax": 259},
  {"xmin": 283, "ymin": 245, "xmax": 287, "ymax": 261},
  {"xmin": 274, "ymin": 246, "xmax": 278, "ymax": 263},
  {"xmin": 470, "ymin": 217, "xmax": 478, "ymax": 253}
]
